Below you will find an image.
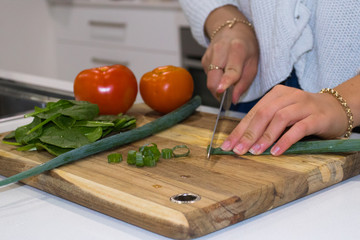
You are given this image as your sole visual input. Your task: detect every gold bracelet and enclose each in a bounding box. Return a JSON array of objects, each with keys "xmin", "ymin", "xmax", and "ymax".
[
  {"xmin": 210, "ymin": 17, "xmax": 254, "ymax": 41},
  {"xmin": 319, "ymin": 88, "xmax": 354, "ymax": 138}
]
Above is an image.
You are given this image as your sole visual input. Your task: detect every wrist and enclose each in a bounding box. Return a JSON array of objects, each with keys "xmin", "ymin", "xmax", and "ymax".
[
  {"xmin": 320, "ymin": 88, "xmax": 353, "ymax": 138},
  {"xmin": 205, "ymin": 5, "xmax": 251, "ymax": 39},
  {"xmin": 210, "ymin": 17, "xmax": 254, "ymax": 41}
]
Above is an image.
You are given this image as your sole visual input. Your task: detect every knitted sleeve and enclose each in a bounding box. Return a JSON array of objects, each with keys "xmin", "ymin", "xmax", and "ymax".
[{"xmin": 178, "ymin": 0, "xmax": 240, "ymax": 47}]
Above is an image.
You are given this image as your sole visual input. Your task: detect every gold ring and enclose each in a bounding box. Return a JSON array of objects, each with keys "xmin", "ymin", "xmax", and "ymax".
[{"xmin": 208, "ymin": 64, "xmax": 223, "ymax": 71}]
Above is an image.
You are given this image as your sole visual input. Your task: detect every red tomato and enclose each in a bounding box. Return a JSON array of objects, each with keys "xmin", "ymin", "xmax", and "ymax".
[
  {"xmin": 140, "ymin": 65, "xmax": 194, "ymax": 114},
  {"xmin": 73, "ymin": 65, "xmax": 138, "ymax": 115}
]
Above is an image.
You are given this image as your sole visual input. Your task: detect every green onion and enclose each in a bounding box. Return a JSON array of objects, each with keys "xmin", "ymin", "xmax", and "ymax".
[
  {"xmin": 107, "ymin": 153, "xmax": 122, "ymax": 163},
  {"xmin": 135, "ymin": 152, "xmax": 144, "ymax": 167},
  {"xmin": 0, "ymin": 96, "xmax": 201, "ymax": 186},
  {"xmin": 139, "ymin": 143, "xmax": 157, "ymax": 153},
  {"xmin": 161, "ymin": 148, "xmax": 173, "ymax": 159},
  {"xmin": 208, "ymin": 139, "xmax": 360, "ymax": 156},
  {"xmin": 127, "ymin": 150, "xmax": 137, "ymax": 165},
  {"xmin": 143, "ymin": 155, "xmax": 156, "ymax": 167},
  {"xmin": 172, "ymin": 145, "xmax": 190, "ymax": 158},
  {"xmin": 139, "ymin": 143, "xmax": 161, "ymax": 162}
]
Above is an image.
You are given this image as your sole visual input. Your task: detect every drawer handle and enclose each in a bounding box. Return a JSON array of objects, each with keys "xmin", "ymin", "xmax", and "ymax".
[
  {"xmin": 91, "ymin": 57, "xmax": 129, "ymax": 67},
  {"xmin": 88, "ymin": 20, "xmax": 126, "ymax": 29}
]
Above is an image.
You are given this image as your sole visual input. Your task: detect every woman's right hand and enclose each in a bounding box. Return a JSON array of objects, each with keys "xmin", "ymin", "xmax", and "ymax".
[{"xmin": 202, "ymin": 6, "xmax": 260, "ymax": 104}]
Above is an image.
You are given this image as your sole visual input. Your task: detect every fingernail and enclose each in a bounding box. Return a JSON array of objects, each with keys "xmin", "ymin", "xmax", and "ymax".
[
  {"xmin": 271, "ymin": 146, "xmax": 280, "ymax": 156},
  {"xmin": 233, "ymin": 143, "xmax": 245, "ymax": 155},
  {"xmin": 217, "ymin": 84, "xmax": 224, "ymax": 92},
  {"xmin": 249, "ymin": 144, "xmax": 261, "ymax": 155},
  {"xmin": 221, "ymin": 141, "xmax": 231, "ymax": 151}
]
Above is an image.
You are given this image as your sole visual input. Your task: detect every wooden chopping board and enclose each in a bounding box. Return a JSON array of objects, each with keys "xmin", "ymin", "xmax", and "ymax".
[{"xmin": 1, "ymin": 104, "xmax": 360, "ymax": 239}]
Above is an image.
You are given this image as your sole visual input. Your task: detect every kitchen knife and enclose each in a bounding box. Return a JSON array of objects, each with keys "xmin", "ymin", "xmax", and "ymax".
[
  {"xmin": 207, "ymin": 89, "xmax": 229, "ymax": 159},
  {"xmin": 222, "ymin": 85, "xmax": 234, "ymax": 111}
]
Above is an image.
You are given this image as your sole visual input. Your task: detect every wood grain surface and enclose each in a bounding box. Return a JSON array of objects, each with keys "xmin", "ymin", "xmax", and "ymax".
[{"xmin": 1, "ymin": 104, "xmax": 360, "ymax": 239}]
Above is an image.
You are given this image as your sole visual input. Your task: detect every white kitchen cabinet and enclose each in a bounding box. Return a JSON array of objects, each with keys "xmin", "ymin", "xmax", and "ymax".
[
  {"xmin": 0, "ymin": 0, "xmax": 57, "ymax": 78},
  {"xmin": 49, "ymin": 1, "xmax": 186, "ymax": 94}
]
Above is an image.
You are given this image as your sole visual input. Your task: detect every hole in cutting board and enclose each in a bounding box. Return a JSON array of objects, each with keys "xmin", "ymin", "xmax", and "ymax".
[{"xmin": 170, "ymin": 193, "xmax": 201, "ymax": 204}]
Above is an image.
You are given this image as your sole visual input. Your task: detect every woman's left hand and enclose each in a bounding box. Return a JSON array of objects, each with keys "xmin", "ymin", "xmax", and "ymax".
[{"xmin": 220, "ymin": 85, "xmax": 349, "ymax": 156}]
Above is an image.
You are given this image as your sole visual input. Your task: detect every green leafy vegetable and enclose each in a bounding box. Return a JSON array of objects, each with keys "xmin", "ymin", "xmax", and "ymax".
[
  {"xmin": 3, "ymin": 131, "xmax": 15, "ymax": 139},
  {"xmin": 76, "ymin": 126, "xmax": 103, "ymax": 143},
  {"xmin": 2, "ymin": 99, "xmax": 136, "ymax": 156},
  {"xmin": 15, "ymin": 117, "xmax": 43, "ymax": 144},
  {"xmin": 39, "ymin": 125, "xmax": 91, "ymax": 149},
  {"xmin": 52, "ymin": 115, "xmax": 76, "ymax": 129}
]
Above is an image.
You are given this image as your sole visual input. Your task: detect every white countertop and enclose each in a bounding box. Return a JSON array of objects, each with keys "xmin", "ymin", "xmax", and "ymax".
[{"xmin": 1, "ymin": 70, "xmax": 360, "ymax": 240}]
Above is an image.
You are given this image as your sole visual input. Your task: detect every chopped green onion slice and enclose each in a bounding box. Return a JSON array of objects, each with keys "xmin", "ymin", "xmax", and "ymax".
[
  {"xmin": 143, "ymin": 155, "xmax": 156, "ymax": 167},
  {"xmin": 127, "ymin": 150, "xmax": 137, "ymax": 165},
  {"xmin": 135, "ymin": 152, "xmax": 144, "ymax": 167},
  {"xmin": 172, "ymin": 145, "xmax": 190, "ymax": 158},
  {"xmin": 161, "ymin": 148, "xmax": 173, "ymax": 159},
  {"xmin": 107, "ymin": 153, "xmax": 123, "ymax": 163},
  {"xmin": 139, "ymin": 143, "xmax": 161, "ymax": 162},
  {"xmin": 139, "ymin": 143, "xmax": 157, "ymax": 152}
]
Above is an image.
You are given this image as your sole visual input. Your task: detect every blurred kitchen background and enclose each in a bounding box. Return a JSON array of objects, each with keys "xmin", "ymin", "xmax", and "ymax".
[{"xmin": 0, "ymin": 0, "xmax": 219, "ymax": 107}]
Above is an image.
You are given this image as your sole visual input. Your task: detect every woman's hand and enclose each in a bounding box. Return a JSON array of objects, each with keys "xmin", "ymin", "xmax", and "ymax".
[
  {"xmin": 220, "ymin": 85, "xmax": 350, "ymax": 156},
  {"xmin": 202, "ymin": 6, "xmax": 260, "ymax": 104}
]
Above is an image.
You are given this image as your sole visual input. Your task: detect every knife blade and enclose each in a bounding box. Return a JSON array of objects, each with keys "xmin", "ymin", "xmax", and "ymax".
[
  {"xmin": 223, "ymin": 85, "xmax": 234, "ymax": 111},
  {"xmin": 207, "ymin": 89, "xmax": 228, "ymax": 159}
]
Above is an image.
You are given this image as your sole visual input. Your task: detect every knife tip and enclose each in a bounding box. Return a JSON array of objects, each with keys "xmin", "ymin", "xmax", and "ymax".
[{"xmin": 206, "ymin": 150, "xmax": 211, "ymax": 159}]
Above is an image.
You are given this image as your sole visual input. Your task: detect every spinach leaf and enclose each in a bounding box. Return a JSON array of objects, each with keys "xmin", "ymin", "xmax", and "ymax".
[
  {"xmin": 53, "ymin": 115, "xmax": 76, "ymax": 129},
  {"xmin": 76, "ymin": 126, "xmax": 103, "ymax": 143},
  {"xmin": 27, "ymin": 100, "xmax": 73, "ymax": 119},
  {"xmin": 4, "ymin": 131, "xmax": 15, "ymax": 139},
  {"xmin": 16, "ymin": 143, "xmax": 37, "ymax": 152},
  {"xmin": 15, "ymin": 117, "xmax": 43, "ymax": 144},
  {"xmin": 94, "ymin": 114, "xmax": 123, "ymax": 121},
  {"xmin": 74, "ymin": 120, "xmax": 114, "ymax": 127},
  {"xmin": 39, "ymin": 125, "xmax": 91, "ymax": 149},
  {"xmin": 61, "ymin": 103, "xmax": 99, "ymax": 120},
  {"xmin": 35, "ymin": 142, "xmax": 72, "ymax": 156}
]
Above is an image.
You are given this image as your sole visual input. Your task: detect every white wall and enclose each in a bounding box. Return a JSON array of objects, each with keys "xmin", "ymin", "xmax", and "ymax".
[{"xmin": 0, "ymin": 0, "xmax": 57, "ymax": 78}]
